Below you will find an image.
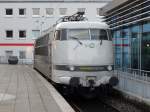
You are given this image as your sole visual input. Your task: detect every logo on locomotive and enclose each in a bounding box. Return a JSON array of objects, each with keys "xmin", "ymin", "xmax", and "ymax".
[{"xmin": 84, "ymin": 43, "xmax": 95, "ymax": 48}]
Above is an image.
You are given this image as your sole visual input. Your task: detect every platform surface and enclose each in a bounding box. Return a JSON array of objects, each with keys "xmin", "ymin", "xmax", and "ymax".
[{"xmin": 0, "ymin": 64, "xmax": 74, "ymax": 112}]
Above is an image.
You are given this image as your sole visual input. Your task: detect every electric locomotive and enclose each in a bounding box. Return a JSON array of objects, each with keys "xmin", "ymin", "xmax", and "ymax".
[{"xmin": 34, "ymin": 12, "xmax": 118, "ymax": 96}]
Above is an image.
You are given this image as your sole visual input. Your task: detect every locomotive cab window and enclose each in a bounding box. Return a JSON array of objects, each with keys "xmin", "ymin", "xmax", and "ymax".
[
  {"xmin": 55, "ymin": 30, "xmax": 60, "ymax": 40},
  {"xmin": 68, "ymin": 29, "xmax": 90, "ymax": 40},
  {"xmin": 61, "ymin": 29, "xmax": 67, "ymax": 40},
  {"xmin": 54, "ymin": 30, "xmax": 67, "ymax": 41},
  {"xmin": 91, "ymin": 29, "xmax": 108, "ymax": 40}
]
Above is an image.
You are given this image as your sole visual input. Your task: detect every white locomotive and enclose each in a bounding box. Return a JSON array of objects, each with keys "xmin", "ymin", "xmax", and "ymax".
[{"xmin": 34, "ymin": 12, "xmax": 118, "ymax": 96}]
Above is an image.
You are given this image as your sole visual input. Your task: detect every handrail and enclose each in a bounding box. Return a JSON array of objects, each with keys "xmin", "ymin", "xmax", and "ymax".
[{"xmin": 114, "ymin": 68, "xmax": 150, "ymax": 82}]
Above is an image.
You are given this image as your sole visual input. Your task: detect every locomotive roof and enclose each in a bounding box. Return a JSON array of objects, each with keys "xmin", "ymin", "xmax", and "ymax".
[{"xmin": 55, "ymin": 21, "xmax": 109, "ymax": 30}]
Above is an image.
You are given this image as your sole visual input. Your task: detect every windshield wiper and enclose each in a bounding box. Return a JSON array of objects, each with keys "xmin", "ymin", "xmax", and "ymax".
[{"xmin": 71, "ymin": 37, "xmax": 83, "ymax": 45}]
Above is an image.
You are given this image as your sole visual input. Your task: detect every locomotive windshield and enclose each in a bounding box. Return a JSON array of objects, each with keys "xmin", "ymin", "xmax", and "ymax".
[
  {"xmin": 91, "ymin": 29, "xmax": 108, "ymax": 40},
  {"xmin": 68, "ymin": 29, "xmax": 89, "ymax": 40},
  {"xmin": 67, "ymin": 29, "xmax": 110, "ymax": 40}
]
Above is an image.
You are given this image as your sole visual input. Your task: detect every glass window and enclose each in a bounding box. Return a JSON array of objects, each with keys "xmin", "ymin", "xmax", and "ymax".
[
  {"xmin": 78, "ymin": 8, "xmax": 86, "ymax": 13},
  {"xmin": 59, "ymin": 8, "xmax": 67, "ymax": 15},
  {"xmin": 32, "ymin": 8, "xmax": 40, "ymax": 16},
  {"xmin": 143, "ymin": 22, "xmax": 150, "ymax": 33},
  {"xmin": 19, "ymin": 30, "xmax": 26, "ymax": 38},
  {"xmin": 61, "ymin": 29, "xmax": 67, "ymax": 40},
  {"xmin": 141, "ymin": 22, "xmax": 150, "ymax": 71},
  {"xmin": 97, "ymin": 8, "xmax": 102, "ymax": 16},
  {"xmin": 122, "ymin": 28, "xmax": 130, "ymax": 69},
  {"xmin": 19, "ymin": 8, "xmax": 26, "ymax": 15},
  {"xmin": 46, "ymin": 8, "xmax": 54, "ymax": 16},
  {"xmin": 5, "ymin": 50, "xmax": 13, "ymax": 58},
  {"xmin": 113, "ymin": 30, "xmax": 122, "ymax": 69},
  {"xmin": 68, "ymin": 29, "xmax": 90, "ymax": 40},
  {"xmin": 6, "ymin": 8, "xmax": 13, "ymax": 15},
  {"xmin": 131, "ymin": 25, "xmax": 140, "ymax": 69},
  {"xmin": 100, "ymin": 30, "xmax": 108, "ymax": 40},
  {"xmin": 55, "ymin": 30, "xmax": 60, "ymax": 40},
  {"xmin": 91, "ymin": 29, "xmax": 100, "ymax": 40},
  {"xmin": 32, "ymin": 30, "xmax": 40, "ymax": 39},
  {"xmin": 6, "ymin": 30, "xmax": 13, "ymax": 38},
  {"xmin": 91, "ymin": 29, "xmax": 108, "ymax": 40},
  {"xmin": 19, "ymin": 51, "xmax": 26, "ymax": 59}
]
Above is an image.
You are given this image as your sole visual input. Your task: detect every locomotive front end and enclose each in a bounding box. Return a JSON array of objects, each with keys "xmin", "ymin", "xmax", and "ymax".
[{"xmin": 52, "ymin": 22, "xmax": 119, "ymax": 89}]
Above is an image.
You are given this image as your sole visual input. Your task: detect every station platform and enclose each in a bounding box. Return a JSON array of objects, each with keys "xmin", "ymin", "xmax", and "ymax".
[{"xmin": 0, "ymin": 64, "xmax": 75, "ymax": 112}]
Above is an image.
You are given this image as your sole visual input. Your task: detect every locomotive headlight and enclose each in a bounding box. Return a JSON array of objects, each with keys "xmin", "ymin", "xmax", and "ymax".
[
  {"xmin": 69, "ymin": 66, "xmax": 75, "ymax": 71},
  {"xmin": 107, "ymin": 65, "xmax": 112, "ymax": 71}
]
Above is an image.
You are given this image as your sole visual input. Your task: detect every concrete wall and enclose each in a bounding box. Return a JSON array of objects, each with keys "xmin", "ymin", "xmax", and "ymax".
[
  {"xmin": 115, "ymin": 71, "xmax": 150, "ymax": 104},
  {"xmin": 0, "ymin": 1, "xmax": 109, "ymax": 64}
]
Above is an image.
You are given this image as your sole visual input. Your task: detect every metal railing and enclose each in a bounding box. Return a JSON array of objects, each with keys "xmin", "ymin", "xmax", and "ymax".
[{"xmin": 114, "ymin": 68, "xmax": 150, "ymax": 82}]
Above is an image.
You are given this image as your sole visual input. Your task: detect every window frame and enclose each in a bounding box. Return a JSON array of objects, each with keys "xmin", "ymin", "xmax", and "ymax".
[
  {"xmin": 19, "ymin": 30, "xmax": 26, "ymax": 39},
  {"xmin": 45, "ymin": 8, "xmax": 54, "ymax": 17},
  {"xmin": 77, "ymin": 8, "xmax": 86, "ymax": 14},
  {"xmin": 19, "ymin": 51, "xmax": 26, "ymax": 59},
  {"xmin": 19, "ymin": 8, "xmax": 26, "ymax": 16},
  {"xmin": 59, "ymin": 8, "xmax": 67, "ymax": 15},
  {"xmin": 54, "ymin": 30, "xmax": 61, "ymax": 40},
  {"xmin": 32, "ymin": 8, "xmax": 40, "ymax": 17},
  {"xmin": 5, "ymin": 50, "xmax": 13, "ymax": 58},
  {"xmin": 32, "ymin": 30, "xmax": 40, "ymax": 39},
  {"xmin": 90, "ymin": 29, "xmax": 110, "ymax": 41},
  {"xmin": 6, "ymin": 30, "xmax": 13, "ymax": 39},
  {"xmin": 68, "ymin": 29, "xmax": 90, "ymax": 40},
  {"xmin": 5, "ymin": 8, "xmax": 13, "ymax": 16}
]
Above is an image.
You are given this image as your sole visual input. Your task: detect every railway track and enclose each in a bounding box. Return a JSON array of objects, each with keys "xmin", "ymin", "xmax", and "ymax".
[
  {"xmin": 98, "ymin": 89, "xmax": 148, "ymax": 112},
  {"xmin": 53, "ymin": 83, "xmax": 121, "ymax": 112},
  {"xmin": 57, "ymin": 88, "xmax": 147, "ymax": 112},
  {"xmin": 98, "ymin": 97, "xmax": 122, "ymax": 112},
  {"xmin": 99, "ymin": 99, "xmax": 121, "ymax": 112},
  {"xmin": 62, "ymin": 94, "xmax": 120, "ymax": 112},
  {"xmin": 71, "ymin": 99, "xmax": 120, "ymax": 112},
  {"xmin": 39, "ymin": 73, "xmax": 120, "ymax": 112},
  {"xmin": 69, "ymin": 100, "xmax": 84, "ymax": 112}
]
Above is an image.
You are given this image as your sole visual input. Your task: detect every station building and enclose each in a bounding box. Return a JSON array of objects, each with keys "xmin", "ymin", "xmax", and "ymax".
[
  {"xmin": 100, "ymin": 0, "xmax": 150, "ymax": 103},
  {"xmin": 0, "ymin": 0, "xmax": 111, "ymax": 64}
]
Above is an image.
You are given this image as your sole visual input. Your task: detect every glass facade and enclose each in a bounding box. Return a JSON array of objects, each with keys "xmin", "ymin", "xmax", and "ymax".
[
  {"xmin": 105, "ymin": 0, "xmax": 150, "ymax": 76},
  {"xmin": 113, "ymin": 30, "xmax": 121, "ymax": 69},
  {"xmin": 142, "ymin": 22, "xmax": 150, "ymax": 71},
  {"xmin": 131, "ymin": 25, "xmax": 140, "ymax": 70},
  {"xmin": 122, "ymin": 28, "xmax": 130, "ymax": 70},
  {"xmin": 112, "ymin": 22, "xmax": 150, "ymax": 75}
]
